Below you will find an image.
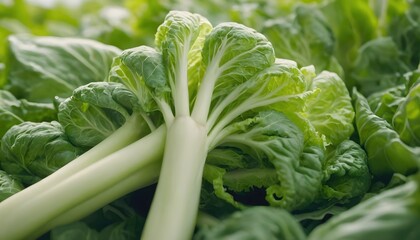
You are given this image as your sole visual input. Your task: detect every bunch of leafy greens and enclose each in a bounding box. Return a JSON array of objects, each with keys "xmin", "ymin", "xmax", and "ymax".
[
  {"xmin": 0, "ymin": 9, "xmax": 371, "ymax": 240},
  {"xmin": 1, "ymin": 0, "xmax": 420, "ymax": 239}
]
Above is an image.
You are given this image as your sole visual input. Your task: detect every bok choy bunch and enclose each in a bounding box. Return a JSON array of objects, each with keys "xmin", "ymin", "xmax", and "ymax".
[
  {"xmin": 0, "ymin": 10, "xmax": 368, "ymax": 240},
  {"xmin": 108, "ymin": 11, "xmax": 361, "ymax": 240}
]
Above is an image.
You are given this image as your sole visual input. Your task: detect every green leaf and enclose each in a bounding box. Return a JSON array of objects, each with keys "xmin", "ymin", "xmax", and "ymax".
[
  {"xmin": 109, "ymin": 45, "xmax": 167, "ymax": 113},
  {"xmin": 319, "ymin": 140, "xmax": 371, "ymax": 204},
  {"xmin": 350, "ymin": 37, "xmax": 411, "ymax": 96},
  {"xmin": 0, "ymin": 170, "xmax": 23, "ymax": 202},
  {"xmin": 320, "ymin": 0, "xmax": 378, "ymax": 86},
  {"xmin": 353, "ymin": 89, "xmax": 419, "ymax": 177},
  {"xmin": 309, "ymin": 174, "xmax": 420, "ymax": 240},
  {"xmin": 0, "ymin": 90, "xmax": 56, "ymax": 139},
  {"xmin": 306, "ymin": 71, "xmax": 354, "ymax": 145},
  {"xmin": 367, "ymin": 85, "xmax": 406, "ymax": 124},
  {"xmin": 57, "ymin": 82, "xmax": 140, "ymax": 148},
  {"xmin": 156, "ymin": 10, "xmax": 212, "ymax": 103},
  {"xmin": 4, "ymin": 35, "xmax": 120, "ymax": 102},
  {"xmin": 206, "ymin": 111, "xmax": 324, "ymax": 210},
  {"xmin": 194, "ymin": 207, "xmax": 306, "ymax": 240},
  {"xmin": 207, "ymin": 60, "xmax": 319, "ymax": 148},
  {"xmin": 201, "ymin": 21, "xmax": 275, "ymax": 97},
  {"xmin": 393, "ymin": 83, "xmax": 420, "ymax": 146},
  {"xmin": 0, "ymin": 121, "xmax": 82, "ymax": 185}
]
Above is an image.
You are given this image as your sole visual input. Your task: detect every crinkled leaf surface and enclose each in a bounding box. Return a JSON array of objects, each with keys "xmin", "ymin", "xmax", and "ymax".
[
  {"xmin": 0, "ymin": 170, "xmax": 23, "ymax": 202},
  {"xmin": 204, "ymin": 111, "xmax": 324, "ymax": 211},
  {"xmin": 0, "ymin": 121, "xmax": 82, "ymax": 185},
  {"xmin": 306, "ymin": 71, "xmax": 354, "ymax": 146},
  {"xmin": 58, "ymin": 82, "xmax": 139, "ymax": 148},
  {"xmin": 319, "ymin": 140, "xmax": 371, "ymax": 204}
]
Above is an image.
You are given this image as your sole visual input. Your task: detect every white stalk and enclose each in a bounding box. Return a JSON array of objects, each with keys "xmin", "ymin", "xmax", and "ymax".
[
  {"xmin": 174, "ymin": 40, "xmax": 191, "ymax": 117},
  {"xmin": 0, "ymin": 114, "xmax": 146, "ymax": 216},
  {"xmin": 191, "ymin": 40, "xmax": 227, "ymax": 124},
  {"xmin": 141, "ymin": 116, "xmax": 208, "ymax": 240},
  {"xmin": 33, "ymin": 161, "xmax": 162, "ymax": 238},
  {"xmin": 0, "ymin": 125, "xmax": 166, "ymax": 240}
]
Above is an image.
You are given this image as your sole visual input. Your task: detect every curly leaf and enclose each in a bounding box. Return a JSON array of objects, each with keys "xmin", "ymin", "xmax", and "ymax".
[
  {"xmin": 320, "ymin": 140, "xmax": 371, "ymax": 204},
  {"xmin": 57, "ymin": 82, "xmax": 140, "ymax": 148},
  {"xmin": 0, "ymin": 121, "xmax": 82, "ymax": 185},
  {"xmin": 353, "ymin": 89, "xmax": 419, "ymax": 177},
  {"xmin": 306, "ymin": 71, "xmax": 354, "ymax": 145},
  {"xmin": 207, "ymin": 111, "xmax": 324, "ymax": 210}
]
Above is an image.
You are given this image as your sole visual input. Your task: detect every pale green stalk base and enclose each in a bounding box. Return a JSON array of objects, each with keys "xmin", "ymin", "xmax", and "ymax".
[
  {"xmin": 0, "ymin": 114, "xmax": 147, "ymax": 213},
  {"xmin": 141, "ymin": 117, "xmax": 208, "ymax": 240},
  {"xmin": 0, "ymin": 125, "xmax": 166, "ymax": 240},
  {"xmin": 34, "ymin": 161, "xmax": 162, "ymax": 238}
]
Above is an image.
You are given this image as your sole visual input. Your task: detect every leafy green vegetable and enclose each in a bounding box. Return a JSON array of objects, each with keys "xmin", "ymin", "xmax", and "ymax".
[
  {"xmin": 0, "ymin": 121, "xmax": 82, "ymax": 185},
  {"xmin": 2, "ymin": 35, "xmax": 155, "ymax": 238},
  {"xmin": 3, "ymin": 35, "xmax": 120, "ymax": 102},
  {"xmin": 4, "ymin": 2, "xmax": 416, "ymax": 239},
  {"xmin": 0, "ymin": 9, "xmax": 363, "ymax": 240},
  {"xmin": 106, "ymin": 10, "xmax": 356, "ymax": 240},
  {"xmin": 195, "ymin": 207, "xmax": 307, "ymax": 240}
]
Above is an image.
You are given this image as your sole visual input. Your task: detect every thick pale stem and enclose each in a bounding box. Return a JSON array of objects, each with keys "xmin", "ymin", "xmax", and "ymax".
[
  {"xmin": 0, "ymin": 126, "xmax": 166, "ymax": 240},
  {"xmin": 141, "ymin": 116, "xmax": 208, "ymax": 240},
  {"xmin": 34, "ymin": 161, "xmax": 162, "ymax": 237},
  {"xmin": 0, "ymin": 114, "xmax": 146, "ymax": 216}
]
